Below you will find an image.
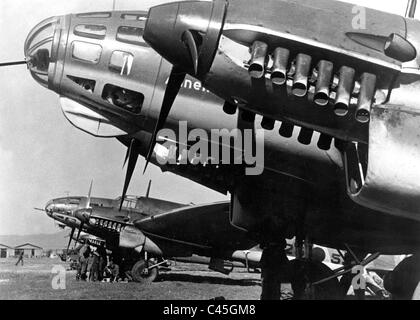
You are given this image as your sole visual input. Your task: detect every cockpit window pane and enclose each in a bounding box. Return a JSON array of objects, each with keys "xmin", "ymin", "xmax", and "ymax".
[
  {"xmin": 76, "ymin": 12, "xmax": 111, "ymax": 18},
  {"xmin": 72, "ymin": 41, "xmax": 102, "ymax": 64},
  {"xmin": 116, "ymin": 26, "xmax": 145, "ymax": 46},
  {"xmin": 28, "ymin": 41, "xmax": 51, "ymax": 74},
  {"xmin": 28, "ymin": 24, "xmax": 54, "ymax": 52},
  {"xmin": 109, "ymin": 51, "xmax": 134, "ymax": 76},
  {"xmin": 123, "ymin": 199, "xmax": 136, "ymax": 209},
  {"xmin": 121, "ymin": 13, "xmax": 147, "ymax": 22},
  {"xmin": 102, "ymin": 84, "xmax": 144, "ymax": 114},
  {"xmin": 74, "ymin": 24, "xmax": 106, "ymax": 39}
]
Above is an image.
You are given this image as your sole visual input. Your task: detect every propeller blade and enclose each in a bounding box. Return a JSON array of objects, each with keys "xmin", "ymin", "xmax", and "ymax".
[
  {"xmin": 182, "ymin": 30, "xmax": 199, "ymax": 75},
  {"xmin": 145, "ymin": 180, "xmax": 152, "ymax": 198},
  {"xmin": 0, "ymin": 60, "xmax": 26, "ymax": 67},
  {"xmin": 144, "ymin": 66, "xmax": 186, "ymax": 172},
  {"xmin": 80, "ymin": 180, "xmax": 93, "ymax": 209},
  {"xmin": 75, "ymin": 223, "xmax": 84, "ymax": 244},
  {"xmin": 66, "ymin": 227, "xmax": 76, "ymax": 254},
  {"xmin": 119, "ymin": 139, "xmax": 141, "ymax": 210},
  {"xmin": 123, "ymin": 145, "xmax": 130, "ymax": 169},
  {"xmin": 86, "ymin": 180, "xmax": 93, "ymax": 208}
]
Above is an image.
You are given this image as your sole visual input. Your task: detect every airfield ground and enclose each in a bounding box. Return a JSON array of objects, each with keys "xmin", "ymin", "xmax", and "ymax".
[{"xmin": 0, "ymin": 257, "xmax": 269, "ymax": 300}]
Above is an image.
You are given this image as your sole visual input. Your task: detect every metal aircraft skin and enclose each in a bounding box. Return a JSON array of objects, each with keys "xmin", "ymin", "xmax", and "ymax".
[
  {"xmin": 17, "ymin": 0, "xmax": 420, "ymax": 299},
  {"xmin": 142, "ymin": 0, "xmax": 420, "ymax": 223},
  {"xmin": 23, "ymin": 7, "xmax": 420, "ymax": 256},
  {"xmin": 43, "ymin": 190, "xmax": 257, "ymax": 279}
]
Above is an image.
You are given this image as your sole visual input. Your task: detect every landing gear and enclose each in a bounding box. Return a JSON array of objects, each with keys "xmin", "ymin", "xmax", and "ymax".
[
  {"xmin": 290, "ymin": 259, "xmax": 340, "ymax": 300},
  {"xmin": 260, "ymin": 243, "xmax": 289, "ymax": 300},
  {"xmin": 131, "ymin": 258, "xmax": 159, "ymax": 283},
  {"xmin": 384, "ymin": 254, "xmax": 420, "ymax": 300}
]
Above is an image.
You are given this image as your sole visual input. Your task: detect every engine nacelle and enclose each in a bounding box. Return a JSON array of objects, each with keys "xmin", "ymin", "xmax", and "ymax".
[{"xmin": 345, "ymin": 88, "xmax": 420, "ymax": 222}]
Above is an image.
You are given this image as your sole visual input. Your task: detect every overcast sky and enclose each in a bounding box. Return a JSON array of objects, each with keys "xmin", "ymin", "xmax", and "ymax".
[{"xmin": 0, "ymin": 0, "xmax": 413, "ymax": 235}]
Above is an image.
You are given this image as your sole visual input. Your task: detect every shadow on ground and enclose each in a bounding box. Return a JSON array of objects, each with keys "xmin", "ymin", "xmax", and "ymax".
[{"xmin": 158, "ymin": 273, "xmax": 261, "ymax": 287}]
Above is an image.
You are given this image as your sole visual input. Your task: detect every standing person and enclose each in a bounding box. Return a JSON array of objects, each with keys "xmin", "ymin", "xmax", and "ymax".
[
  {"xmin": 15, "ymin": 251, "xmax": 24, "ymax": 266},
  {"xmin": 108, "ymin": 259, "xmax": 120, "ymax": 282},
  {"xmin": 97, "ymin": 245, "xmax": 107, "ymax": 281},
  {"xmin": 88, "ymin": 251, "xmax": 100, "ymax": 282},
  {"xmin": 78, "ymin": 242, "xmax": 91, "ymax": 281},
  {"xmin": 260, "ymin": 241, "xmax": 289, "ymax": 300}
]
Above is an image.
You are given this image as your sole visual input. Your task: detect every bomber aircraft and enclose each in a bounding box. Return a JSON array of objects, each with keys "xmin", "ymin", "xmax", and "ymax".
[
  {"xmin": 3, "ymin": 0, "xmax": 420, "ymax": 299},
  {"xmin": 39, "ymin": 181, "xmax": 259, "ymax": 282}
]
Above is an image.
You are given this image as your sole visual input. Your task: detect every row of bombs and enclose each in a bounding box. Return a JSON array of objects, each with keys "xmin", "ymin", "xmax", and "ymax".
[{"xmin": 247, "ymin": 41, "xmax": 378, "ymax": 124}]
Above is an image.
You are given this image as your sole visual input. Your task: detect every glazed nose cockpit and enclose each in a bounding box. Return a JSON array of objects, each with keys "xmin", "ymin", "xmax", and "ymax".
[
  {"xmin": 43, "ymin": 198, "xmax": 81, "ymax": 219},
  {"xmin": 23, "ymin": 12, "xmax": 159, "ymax": 139},
  {"xmin": 24, "ymin": 16, "xmax": 61, "ymax": 88}
]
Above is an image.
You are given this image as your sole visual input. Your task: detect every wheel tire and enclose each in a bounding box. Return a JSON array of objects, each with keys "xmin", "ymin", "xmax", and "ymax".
[
  {"xmin": 131, "ymin": 259, "xmax": 159, "ymax": 283},
  {"xmin": 384, "ymin": 255, "xmax": 420, "ymax": 300},
  {"xmin": 290, "ymin": 259, "xmax": 341, "ymax": 300}
]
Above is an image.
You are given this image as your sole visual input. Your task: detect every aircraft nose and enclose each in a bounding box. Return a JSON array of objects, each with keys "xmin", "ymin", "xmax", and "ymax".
[
  {"xmin": 44, "ymin": 200, "xmax": 55, "ymax": 217},
  {"xmin": 143, "ymin": 1, "xmax": 215, "ymax": 75},
  {"xmin": 24, "ymin": 16, "xmax": 61, "ymax": 88}
]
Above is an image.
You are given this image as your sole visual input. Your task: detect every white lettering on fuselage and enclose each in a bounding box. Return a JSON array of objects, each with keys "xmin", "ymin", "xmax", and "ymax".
[{"xmin": 165, "ymin": 77, "xmax": 211, "ymax": 93}]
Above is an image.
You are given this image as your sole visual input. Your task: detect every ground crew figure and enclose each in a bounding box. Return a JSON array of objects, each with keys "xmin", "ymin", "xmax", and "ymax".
[
  {"xmin": 15, "ymin": 251, "xmax": 24, "ymax": 266},
  {"xmin": 97, "ymin": 245, "xmax": 107, "ymax": 281},
  {"xmin": 260, "ymin": 241, "xmax": 289, "ymax": 300},
  {"xmin": 78, "ymin": 242, "xmax": 91, "ymax": 281},
  {"xmin": 88, "ymin": 251, "xmax": 100, "ymax": 282},
  {"xmin": 108, "ymin": 259, "xmax": 120, "ymax": 282}
]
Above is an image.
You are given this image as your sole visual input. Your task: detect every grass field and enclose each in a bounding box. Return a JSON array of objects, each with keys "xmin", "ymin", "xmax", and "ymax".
[{"xmin": 0, "ymin": 258, "xmax": 265, "ymax": 300}]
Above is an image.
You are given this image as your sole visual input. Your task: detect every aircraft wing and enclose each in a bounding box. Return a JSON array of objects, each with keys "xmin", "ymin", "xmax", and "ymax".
[{"xmin": 133, "ymin": 201, "xmax": 255, "ymax": 253}]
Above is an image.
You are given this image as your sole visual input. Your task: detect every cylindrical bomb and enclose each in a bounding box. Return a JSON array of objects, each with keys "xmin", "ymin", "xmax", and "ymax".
[
  {"xmin": 334, "ymin": 66, "xmax": 356, "ymax": 117},
  {"xmin": 271, "ymin": 47, "xmax": 290, "ymax": 86},
  {"xmin": 298, "ymin": 127, "xmax": 314, "ymax": 145},
  {"xmin": 248, "ymin": 41, "xmax": 268, "ymax": 79},
  {"xmin": 261, "ymin": 117, "xmax": 275, "ymax": 130},
  {"xmin": 241, "ymin": 110, "xmax": 256, "ymax": 122},
  {"xmin": 279, "ymin": 121, "xmax": 295, "ymax": 138},
  {"xmin": 292, "ymin": 54, "xmax": 312, "ymax": 97},
  {"xmin": 317, "ymin": 134, "xmax": 333, "ymax": 151},
  {"xmin": 223, "ymin": 100, "xmax": 237, "ymax": 115},
  {"xmin": 314, "ymin": 60, "xmax": 334, "ymax": 106},
  {"xmin": 356, "ymin": 73, "xmax": 377, "ymax": 123}
]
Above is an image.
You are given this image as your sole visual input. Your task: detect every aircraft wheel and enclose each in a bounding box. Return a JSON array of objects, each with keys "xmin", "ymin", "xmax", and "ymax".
[
  {"xmin": 131, "ymin": 259, "xmax": 159, "ymax": 283},
  {"xmin": 290, "ymin": 259, "xmax": 341, "ymax": 300},
  {"xmin": 384, "ymin": 255, "xmax": 420, "ymax": 300}
]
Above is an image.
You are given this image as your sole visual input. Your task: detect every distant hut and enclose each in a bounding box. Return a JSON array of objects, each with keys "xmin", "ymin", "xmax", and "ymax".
[
  {"xmin": 14, "ymin": 243, "xmax": 43, "ymax": 258},
  {"xmin": 0, "ymin": 244, "xmax": 14, "ymax": 258}
]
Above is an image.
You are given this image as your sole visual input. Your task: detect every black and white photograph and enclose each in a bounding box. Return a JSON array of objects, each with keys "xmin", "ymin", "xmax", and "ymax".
[{"xmin": 1, "ymin": 0, "xmax": 420, "ymax": 306}]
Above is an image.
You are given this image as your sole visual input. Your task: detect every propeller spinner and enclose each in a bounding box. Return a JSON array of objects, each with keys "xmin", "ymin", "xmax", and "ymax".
[{"xmin": 142, "ymin": 0, "xmax": 227, "ymax": 171}]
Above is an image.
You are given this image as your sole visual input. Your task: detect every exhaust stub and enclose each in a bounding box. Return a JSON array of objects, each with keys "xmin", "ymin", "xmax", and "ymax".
[
  {"xmin": 334, "ymin": 66, "xmax": 355, "ymax": 117},
  {"xmin": 356, "ymin": 73, "xmax": 377, "ymax": 124},
  {"xmin": 292, "ymin": 53, "xmax": 312, "ymax": 97},
  {"xmin": 314, "ymin": 60, "xmax": 334, "ymax": 106},
  {"xmin": 248, "ymin": 41, "xmax": 268, "ymax": 79},
  {"xmin": 271, "ymin": 47, "xmax": 290, "ymax": 86}
]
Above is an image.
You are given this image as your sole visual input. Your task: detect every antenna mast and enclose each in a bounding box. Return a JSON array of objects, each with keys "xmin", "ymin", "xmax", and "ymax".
[
  {"xmin": 145, "ymin": 180, "xmax": 152, "ymax": 198},
  {"xmin": 406, "ymin": 0, "xmax": 417, "ymax": 18}
]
